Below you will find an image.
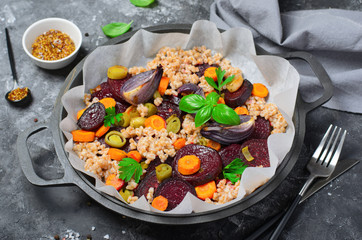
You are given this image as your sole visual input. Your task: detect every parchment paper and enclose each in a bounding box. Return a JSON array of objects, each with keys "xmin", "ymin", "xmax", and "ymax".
[{"xmin": 60, "ymin": 20, "xmax": 300, "ymax": 214}]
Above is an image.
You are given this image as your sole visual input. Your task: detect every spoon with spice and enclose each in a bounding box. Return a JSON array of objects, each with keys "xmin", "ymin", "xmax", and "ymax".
[{"xmin": 5, "ymin": 27, "xmax": 32, "ymax": 107}]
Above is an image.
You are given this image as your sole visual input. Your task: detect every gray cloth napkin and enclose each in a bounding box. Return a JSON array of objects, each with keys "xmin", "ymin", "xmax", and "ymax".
[{"xmin": 210, "ymin": 0, "xmax": 362, "ymax": 113}]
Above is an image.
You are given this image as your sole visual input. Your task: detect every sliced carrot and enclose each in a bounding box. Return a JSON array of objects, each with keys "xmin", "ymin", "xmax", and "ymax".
[
  {"xmin": 207, "ymin": 140, "xmax": 221, "ymax": 151},
  {"xmin": 76, "ymin": 108, "xmax": 86, "ymax": 120},
  {"xmin": 252, "ymin": 83, "xmax": 269, "ymax": 98},
  {"xmin": 152, "ymin": 195, "xmax": 168, "ymax": 211},
  {"xmin": 158, "ymin": 76, "xmax": 170, "ymax": 96},
  {"xmin": 144, "ymin": 115, "xmax": 166, "ymax": 131},
  {"xmin": 108, "ymin": 148, "xmax": 127, "ymax": 161},
  {"xmin": 105, "ymin": 174, "xmax": 125, "ymax": 191},
  {"xmin": 95, "ymin": 125, "xmax": 110, "ymax": 138},
  {"xmin": 217, "ymin": 97, "xmax": 225, "ymax": 104},
  {"xmin": 204, "ymin": 67, "xmax": 218, "ymax": 81},
  {"xmin": 127, "ymin": 150, "xmax": 142, "ymax": 162},
  {"xmin": 71, "ymin": 129, "xmax": 95, "ymax": 142},
  {"xmin": 178, "ymin": 155, "xmax": 201, "ymax": 175},
  {"xmin": 99, "ymin": 97, "xmax": 116, "ymax": 109},
  {"xmin": 173, "ymin": 138, "xmax": 186, "ymax": 150},
  {"xmin": 195, "ymin": 181, "xmax": 217, "ymax": 200},
  {"xmin": 234, "ymin": 106, "xmax": 249, "ymax": 115}
]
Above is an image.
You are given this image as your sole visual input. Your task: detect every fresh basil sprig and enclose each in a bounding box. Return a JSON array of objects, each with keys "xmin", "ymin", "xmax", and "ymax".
[
  {"xmin": 205, "ymin": 67, "xmax": 235, "ymax": 92},
  {"xmin": 179, "ymin": 92, "xmax": 240, "ymax": 127},
  {"xmin": 223, "ymin": 158, "xmax": 248, "ymax": 184},
  {"xmin": 130, "ymin": 0, "xmax": 154, "ymax": 7},
  {"xmin": 118, "ymin": 158, "xmax": 143, "ymax": 183},
  {"xmin": 104, "ymin": 106, "xmax": 123, "ymax": 127},
  {"xmin": 102, "ymin": 21, "xmax": 133, "ymax": 38}
]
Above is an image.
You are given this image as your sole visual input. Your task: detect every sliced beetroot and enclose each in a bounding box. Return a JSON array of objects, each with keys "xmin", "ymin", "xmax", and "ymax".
[
  {"xmin": 77, "ymin": 102, "xmax": 106, "ymax": 131},
  {"xmin": 107, "ymin": 74, "xmax": 132, "ymax": 103},
  {"xmin": 224, "ymin": 79, "xmax": 253, "ymax": 108},
  {"xmin": 156, "ymin": 99, "xmax": 182, "ymax": 120},
  {"xmin": 247, "ymin": 116, "xmax": 271, "ymax": 140},
  {"xmin": 240, "ymin": 139, "xmax": 270, "ymax": 167},
  {"xmin": 91, "ymin": 82, "xmax": 115, "ymax": 100},
  {"xmin": 115, "ymin": 101, "xmax": 130, "ymax": 113},
  {"xmin": 195, "ymin": 63, "xmax": 219, "ymax": 77},
  {"xmin": 172, "ymin": 144, "xmax": 222, "ymax": 186},
  {"xmin": 154, "ymin": 178, "xmax": 196, "ymax": 211},
  {"xmin": 165, "ymin": 95, "xmax": 181, "ymax": 106},
  {"xmin": 219, "ymin": 144, "xmax": 243, "ymax": 168},
  {"xmin": 135, "ymin": 170, "xmax": 159, "ymax": 198}
]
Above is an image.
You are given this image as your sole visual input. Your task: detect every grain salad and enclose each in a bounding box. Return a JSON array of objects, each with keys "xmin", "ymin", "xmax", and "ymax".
[{"xmin": 71, "ymin": 46, "xmax": 288, "ymax": 210}]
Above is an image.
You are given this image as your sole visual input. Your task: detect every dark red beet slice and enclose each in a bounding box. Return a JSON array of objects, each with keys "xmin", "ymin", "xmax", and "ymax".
[
  {"xmin": 195, "ymin": 63, "xmax": 219, "ymax": 77},
  {"xmin": 107, "ymin": 74, "xmax": 132, "ymax": 103},
  {"xmin": 135, "ymin": 170, "xmax": 159, "ymax": 198},
  {"xmin": 172, "ymin": 144, "xmax": 222, "ymax": 186},
  {"xmin": 219, "ymin": 144, "xmax": 243, "ymax": 168},
  {"xmin": 77, "ymin": 102, "xmax": 105, "ymax": 131},
  {"xmin": 91, "ymin": 82, "xmax": 114, "ymax": 100},
  {"xmin": 240, "ymin": 139, "xmax": 270, "ymax": 167},
  {"xmin": 156, "ymin": 100, "xmax": 182, "ymax": 120},
  {"xmin": 115, "ymin": 101, "xmax": 130, "ymax": 113},
  {"xmin": 224, "ymin": 79, "xmax": 253, "ymax": 108},
  {"xmin": 154, "ymin": 178, "xmax": 196, "ymax": 211},
  {"xmin": 247, "ymin": 116, "xmax": 271, "ymax": 140}
]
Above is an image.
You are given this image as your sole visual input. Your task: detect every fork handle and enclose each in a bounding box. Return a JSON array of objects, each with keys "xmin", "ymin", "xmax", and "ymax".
[{"xmin": 269, "ymin": 176, "xmax": 316, "ymax": 240}]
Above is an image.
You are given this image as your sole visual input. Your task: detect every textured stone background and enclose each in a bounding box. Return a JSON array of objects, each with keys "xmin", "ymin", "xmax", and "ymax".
[{"xmin": 0, "ymin": 1, "xmax": 361, "ymax": 239}]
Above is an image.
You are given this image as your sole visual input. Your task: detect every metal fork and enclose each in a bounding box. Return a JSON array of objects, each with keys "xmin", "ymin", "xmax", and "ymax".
[{"xmin": 269, "ymin": 124, "xmax": 347, "ymax": 240}]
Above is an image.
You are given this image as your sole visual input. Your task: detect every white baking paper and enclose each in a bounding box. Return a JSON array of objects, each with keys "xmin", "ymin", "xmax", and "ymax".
[{"xmin": 60, "ymin": 20, "xmax": 300, "ymax": 214}]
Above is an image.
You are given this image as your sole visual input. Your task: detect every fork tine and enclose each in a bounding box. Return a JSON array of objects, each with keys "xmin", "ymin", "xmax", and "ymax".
[
  {"xmin": 323, "ymin": 127, "xmax": 341, "ymax": 166},
  {"xmin": 312, "ymin": 124, "xmax": 332, "ymax": 161},
  {"xmin": 327, "ymin": 129, "xmax": 347, "ymax": 167},
  {"xmin": 318, "ymin": 126, "xmax": 338, "ymax": 163}
]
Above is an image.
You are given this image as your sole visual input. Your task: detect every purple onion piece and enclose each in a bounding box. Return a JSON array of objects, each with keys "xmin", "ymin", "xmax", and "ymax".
[
  {"xmin": 120, "ymin": 66, "xmax": 163, "ymax": 105},
  {"xmin": 177, "ymin": 83, "xmax": 205, "ymax": 98},
  {"xmin": 200, "ymin": 115, "xmax": 255, "ymax": 145}
]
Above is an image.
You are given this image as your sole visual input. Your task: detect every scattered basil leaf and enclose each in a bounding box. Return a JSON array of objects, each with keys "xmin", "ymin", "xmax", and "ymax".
[
  {"xmin": 219, "ymin": 75, "xmax": 235, "ymax": 89},
  {"xmin": 179, "ymin": 94, "xmax": 206, "ymax": 113},
  {"xmin": 212, "ymin": 104, "xmax": 240, "ymax": 125},
  {"xmin": 205, "ymin": 91, "xmax": 219, "ymax": 105},
  {"xmin": 102, "ymin": 21, "xmax": 133, "ymax": 38},
  {"xmin": 118, "ymin": 158, "xmax": 143, "ymax": 183},
  {"xmin": 104, "ymin": 107, "xmax": 123, "ymax": 127},
  {"xmin": 130, "ymin": 0, "xmax": 154, "ymax": 7},
  {"xmin": 195, "ymin": 104, "xmax": 213, "ymax": 127},
  {"xmin": 205, "ymin": 76, "xmax": 219, "ymax": 91},
  {"xmin": 223, "ymin": 158, "xmax": 248, "ymax": 184}
]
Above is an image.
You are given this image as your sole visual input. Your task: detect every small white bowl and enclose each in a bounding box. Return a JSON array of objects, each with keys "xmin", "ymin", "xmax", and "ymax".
[{"xmin": 22, "ymin": 18, "xmax": 82, "ymax": 70}]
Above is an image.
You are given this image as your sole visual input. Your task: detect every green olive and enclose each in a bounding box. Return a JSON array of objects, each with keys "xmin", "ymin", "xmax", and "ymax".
[
  {"xmin": 198, "ymin": 137, "xmax": 208, "ymax": 146},
  {"xmin": 140, "ymin": 161, "xmax": 149, "ymax": 170},
  {"xmin": 144, "ymin": 103, "xmax": 157, "ymax": 116},
  {"xmin": 119, "ymin": 189, "xmax": 133, "ymax": 202},
  {"xmin": 105, "ymin": 131, "xmax": 126, "ymax": 148},
  {"xmin": 155, "ymin": 164, "xmax": 172, "ymax": 182},
  {"xmin": 107, "ymin": 65, "xmax": 128, "ymax": 80},
  {"xmin": 166, "ymin": 115, "xmax": 181, "ymax": 133},
  {"xmin": 126, "ymin": 106, "xmax": 140, "ymax": 119},
  {"xmin": 113, "ymin": 113, "xmax": 130, "ymax": 127},
  {"xmin": 130, "ymin": 117, "xmax": 146, "ymax": 128},
  {"xmin": 153, "ymin": 90, "xmax": 161, "ymax": 99}
]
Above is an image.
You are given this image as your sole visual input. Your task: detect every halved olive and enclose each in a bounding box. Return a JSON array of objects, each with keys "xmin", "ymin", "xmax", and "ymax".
[
  {"xmin": 145, "ymin": 103, "xmax": 157, "ymax": 116},
  {"xmin": 155, "ymin": 163, "xmax": 172, "ymax": 182},
  {"xmin": 114, "ymin": 113, "xmax": 131, "ymax": 127},
  {"xmin": 130, "ymin": 117, "xmax": 146, "ymax": 128},
  {"xmin": 119, "ymin": 189, "xmax": 133, "ymax": 202},
  {"xmin": 125, "ymin": 106, "xmax": 140, "ymax": 119},
  {"xmin": 107, "ymin": 65, "xmax": 128, "ymax": 80},
  {"xmin": 140, "ymin": 161, "xmax": 149, "ymax": 170},
  {"xmin": 153, "ymin": 90, "xmax": 161, "ymax": 99},
  {"xmin": 197, "ymin": 137, "xmax": 208, "ymax": 146},
  {"xmin": 166, "ymin": 115, "xmax": 181, "ymax": 133},
  {"xmin": 105, "ymin": 131, "xmax": 126, "ymax": 148}
]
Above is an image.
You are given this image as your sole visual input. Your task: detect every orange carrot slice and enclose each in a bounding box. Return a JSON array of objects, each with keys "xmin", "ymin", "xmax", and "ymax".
[
  {"xmin": 252, "ymin": 83, "xmax": 269, "ymax": 98},
  {"xmin": 71, "ymin": 129, "xmax": 95, "ymax": 142},
  {"xmin": 234, "ymin": 106, "xmax": 249, "ymax": 115},
  {"xmin": 217, "ymin": 97, "xmax": 225, "ymax": 104},
  {"xmin": 144, "ymin": 115, "xmax": 166, "ymax": 131},
  {"xmin": 195, "ymin": 181, "xmax": 217, "ymax": 200},
  {"xmin": 108, "ymin": 148, "xmax": 127, "ymax": 161},
  {"xmin": 76, "ymin": 108, "xmax": 86, "ymax": 120},
  {"xmin": 152, "ymin": 195, "xmax": 168, "ymax": 211},
  {"xmin": 99, "ymin": 97, "xmax": 116, "ymax": 109},
  {"xmin": 178, "ymin": 155, "xmax": 201, "ymax": 175},
  {"xmin": 173, "ymin": 138, "xmax": 186, "ymax": 150},
  {"xmin": 204, "ymin": 67, "xmax": 218, "ymax": 81},
  {"xmin": 95, "ymin": 125, "xmax": 110, "ymax": 138},
  {"xmin": 158, "ymin": 76, "xmax": 170, "ymax": 96},
  {"xmin": 207, "ymin": 140, "xmax": 221, "ymax": 151},
  {"xmin": 127, "ymin": 150, "xmax": 142, "ymax": 163},
  {"xmin": 105, "ymin": 174, "xmax": 125, "ymax": 191}
]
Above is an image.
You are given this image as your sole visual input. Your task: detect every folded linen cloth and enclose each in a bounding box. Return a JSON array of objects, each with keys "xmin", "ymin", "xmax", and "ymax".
[{"xmin": 210, "ymin": 0, "xmax": 362, "ymax": 113}]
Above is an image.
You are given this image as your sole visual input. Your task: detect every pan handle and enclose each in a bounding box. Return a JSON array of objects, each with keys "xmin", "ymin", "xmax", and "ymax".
[
  {"xmin": 277, "ymin": 51, "xmax": 334, "ymax": 113},
  {"xmin": 17, "ymin": 121, "xmax": 75, "ymax": 186}
]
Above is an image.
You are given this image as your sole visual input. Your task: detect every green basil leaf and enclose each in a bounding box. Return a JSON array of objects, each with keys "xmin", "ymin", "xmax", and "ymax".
[
  {"xmin": 179, "ymin": 94, "xmax": 206, "ymax": 113},
  {"xmin": 205, "ymin": 91, "xmax": 219, "ymax": 105},
  {"xmin": 130, "ymin": 0, "xmax": 154, "ymax": 7},
  {"xmin": 212, "ymin": 104, "xmax": 241, "ymax": 125},
  {"xmin": 219, "ymin": 75, "xmax": 235, "ymax": 89},
  {"xmin": 215, "ymin": 67, "xmax": 226, "ymax": 87},
  {"xmin": 195, "ymin": 105, "xmax": 213, "ymax": 127},
  {"xmin": 223, "ymin": 158, "xmax": 247, "ymax": 184},
  {"xmin": 205, "ymin": 76, "xmax": 219, "ymax": 91},
  {"xmin": 102, "ymin": 21, "xmax": 133, "ymax": 38}
]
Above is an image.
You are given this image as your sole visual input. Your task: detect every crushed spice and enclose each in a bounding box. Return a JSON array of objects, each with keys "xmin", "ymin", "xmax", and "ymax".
[{"xmin": 7, "ymin": 87, "xmax": 28, "ymax": 101}]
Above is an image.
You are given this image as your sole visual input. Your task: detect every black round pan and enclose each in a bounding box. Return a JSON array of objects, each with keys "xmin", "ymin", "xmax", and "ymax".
[{"xmin": 17, "ymin": 24, "xmax": 333, "ymax": 225}]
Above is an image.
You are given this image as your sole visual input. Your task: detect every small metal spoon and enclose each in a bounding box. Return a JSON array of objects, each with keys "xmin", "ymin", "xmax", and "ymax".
[{"xmin": 5, "ymin": 27, "xmax": 32, "ymax": 107}]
